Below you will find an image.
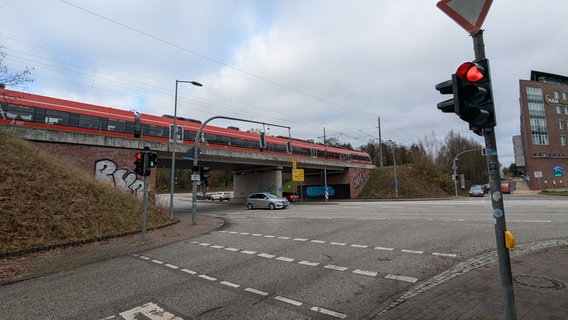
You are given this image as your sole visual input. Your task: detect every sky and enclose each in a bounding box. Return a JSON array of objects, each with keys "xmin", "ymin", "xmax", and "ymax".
[{"xmin": 1, "ymin": 0, "xmax": 567, "ymax": 166}]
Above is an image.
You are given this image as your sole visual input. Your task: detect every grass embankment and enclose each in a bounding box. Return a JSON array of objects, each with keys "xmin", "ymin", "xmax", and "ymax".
[
  {"xmin": 0, "ymin": 132, "xmax": 170, "ymax": 253},
  {"xmin": 358, "ymin": 164, "xmax": 454, "ymax": 199}
]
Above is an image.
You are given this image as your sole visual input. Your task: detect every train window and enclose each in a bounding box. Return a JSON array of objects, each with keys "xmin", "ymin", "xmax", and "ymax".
[
  {"xmin": 45, "ymin": 109, "xmax": 69, "ymax": 125},
  {"xmin": 78, "ymin": 114, "xmax": 100, "ymax": 130},
  {"xmin": 107, "ymin": 119, "xmax": 127, "ymax": 132},
  {"xmin": 145, "ymin": 124, "xmax": 166, "ymax": 137},
  {"xmin": 3, "ymin": 103, "xmax": 34, "ymax": 121}
]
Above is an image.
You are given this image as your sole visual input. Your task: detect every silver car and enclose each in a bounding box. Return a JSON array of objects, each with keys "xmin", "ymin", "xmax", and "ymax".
[{"xmin": 246, "ymin": 192, "xmax": 289, "ymax": 210}]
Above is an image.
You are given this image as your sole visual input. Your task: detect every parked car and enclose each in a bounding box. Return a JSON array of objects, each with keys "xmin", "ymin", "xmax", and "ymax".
[
  {"xmin": 469, "ymin": 185, "xmax": 485, "ymax": 197},
  {"xmin": 211, "ymin": 191, "xmax": 231, "ymax": 201},
  {"xmin": 246, "ymin": 192, "xmax": 289, "ymax": 210},
  {"xmin": 501, "ymin": 182, "xmax": 511, "ymax": 194},
  {"xmin": 282, "ymin": 192, "xmax": 300, "ymax": 202}
]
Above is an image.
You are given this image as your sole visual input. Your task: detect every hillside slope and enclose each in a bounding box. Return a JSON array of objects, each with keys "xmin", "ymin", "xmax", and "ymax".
[
  {"xmin": 358, "ymin": 164, "xmax": 454, "ymax": 199},
  {"xmin": 0, "ymin": 132, "xmax": 169, "ymax": 253}
]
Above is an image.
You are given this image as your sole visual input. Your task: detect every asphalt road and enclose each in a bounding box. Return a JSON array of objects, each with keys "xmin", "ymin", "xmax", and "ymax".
[{"xmin": 1, "ymin": 194, "xmax": 566, "ymax": 319}]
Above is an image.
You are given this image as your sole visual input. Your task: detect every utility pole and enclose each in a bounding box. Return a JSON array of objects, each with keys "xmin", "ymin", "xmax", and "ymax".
[{"xmin": 378, "ymin": 116, "xmax": 383, "ymax": 167}]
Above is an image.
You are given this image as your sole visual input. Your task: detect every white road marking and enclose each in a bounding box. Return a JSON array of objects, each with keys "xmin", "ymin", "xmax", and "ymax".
[
  {"xmin": 274, "ymin": 296, "xmax": 303, "ymax": 306},
  {"xmin": 385, "ymin": 274, "xmax": 418, "ymax": 283},
  {"xmin": 224, "ymin": 247, "xmax": 240, "ymax": 252},
  {"xmin": 241, "ymin": 250, "xmax": 257, "ymax": 255},
  {"xmin": 298, "ymin": 261, "xmax": 320, "ymax": 267},
  {"xmin": 324, "ymin": 265, "xmax": 348, "ymax": 271},
  {"xmin": 139, "ymin": 256, "xmax": 150, "ymax": 260},
  {"xmin": 181, "ymin": 268, "xmax": 196, "ymax": 275},
  {"xmin": 151, "ymin": 259, "xmax": 164, "ymax": 264},
  {"xmin": 310, "ymin": 306, "xmax": 347, "ymax": 319},
  {"xmin": 311, "ymin": 240, "xmax": 327, "ymax": 244},
  {"xmin": 263, "ymin": 235, "xmax": 276, "ymax": 238},
  {"xmin": 199, "ymin": 274, "xmax": 217, "ymax": 281},
  {"xmin": 351, "ymin": 244, "xmax": 368, "ymax": 248},
  {"xmin": 352, "ymin": 269, "xmax": 377, "ymax": 277},
  {"xmin": 293, "ymin": 238, "xmax": 309, "ymax": 241},
  {"xmin": 165, "ymin": 264, "xmax": 179, "ymax": 269},
  {"xmin": 258, "ymin": 253, "xmax": 276, "ymax": 258},
  {"xmin": 115, "ymin": 302, "xmax": 183, "ymax": 320},
  {"xmin": 330, "ymin": 242, "xmax": 347, "ymax": 246},
  {"xmin": 432, "ymin": 252, "xmax": 458, "ymax": 257},
  {"xmin": 198, "ymin": 242, "xmax": 211, "ymax": 247},
  {"xmin": 210, "ymin": 245, "xmax": 225, "ymax": 249},
  {"xmin": 252, "ymin": 233, "xmax": 263, "ymax": 237},
  {"xmin": 276, "ymin": 256, "xmax": 295, "ymax": 262},
  {"xmin": 221, "ymin": 281, "xmax": 240, "ymax": 288},
  {"xmin": 278, "ymin": 236, "xmax": 291, "ymax": 240},
  {"xmin": 375, "ymin": 246, "xmax": 395, "ymax": 251},
  {"xmin": 245, "ymin": 288, "xmax": 269, "ymax": 296},
  {"xmin": 401, "ymin": 249, "xmax": 424, "ymax": 254}
]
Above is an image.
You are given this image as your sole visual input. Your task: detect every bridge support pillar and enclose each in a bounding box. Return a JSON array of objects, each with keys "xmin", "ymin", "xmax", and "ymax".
[{"xmin": 233, "ymin": 166, "xmax": 283, "ymax": 203}]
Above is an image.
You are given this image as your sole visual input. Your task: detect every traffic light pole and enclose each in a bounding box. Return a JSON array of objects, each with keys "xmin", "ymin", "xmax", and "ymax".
[
  {"xmin": 141, "ymin": 155, "xmax": 149, "ymax": 241},
  {"xmin": 473, "ymin": 30, "xmax": 517, "ymax": 320}
]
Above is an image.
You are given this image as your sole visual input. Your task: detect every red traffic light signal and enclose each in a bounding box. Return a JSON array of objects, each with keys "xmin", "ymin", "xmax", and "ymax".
[
  {"xmin": 134, "ymin": 152, "xmax": 144, "ymax": 175},
  {"xmin": 436, "ymin": 59, "xmax": 496, "ymax": 135}
]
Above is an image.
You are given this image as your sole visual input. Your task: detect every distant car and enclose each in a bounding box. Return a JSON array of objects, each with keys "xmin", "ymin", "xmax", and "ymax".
[
  {"xmin": 246, "ymin": 192, "xmax": 289, "ymax": 210},
  {"xmin": 501, "ymin": 183, "xmax": 511, "ymax": 194},
  {"xmin": 211, "ymin": 191, "xmax": 231, "ymax": 201},
  {"xmin": 282, "ymin": 192, "xmax": 300, "ymax": 202},
  {"xmin": 482, "ymin": 183, "xmax": 491, "ymax": 193},
  {"xmin": 469, "ymin": 185, "xmax": 485, "ymax": 197}
]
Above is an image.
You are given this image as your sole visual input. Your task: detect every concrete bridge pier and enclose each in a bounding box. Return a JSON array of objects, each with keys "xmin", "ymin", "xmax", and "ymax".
[{"xmin": 232, "ymin": 167, "xmax": 283, "ymax": 203}]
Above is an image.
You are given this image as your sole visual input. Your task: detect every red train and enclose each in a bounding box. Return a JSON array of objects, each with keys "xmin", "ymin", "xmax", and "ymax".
[{"xmin": 0, "ymin": 88, "xmax": 372, "ymax": 164}]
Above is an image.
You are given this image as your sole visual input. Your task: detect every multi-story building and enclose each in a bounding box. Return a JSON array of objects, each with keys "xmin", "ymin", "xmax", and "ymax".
[{"xmin": 517, "ymin": 71, "xmax": 568, "ymax": 190}]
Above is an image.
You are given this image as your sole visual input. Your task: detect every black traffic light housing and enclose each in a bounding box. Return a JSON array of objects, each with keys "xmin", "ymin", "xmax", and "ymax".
[
  {"xmin": 200, "ymin": 166, "xmax": 210, "ymax": 186},
  {"xmin": 436, "ymin": 58, "xmax": 496, "ymax": 135},
  {"xmin": 133, "ymin": 150, "xmax": 157, "ymax": 176}
]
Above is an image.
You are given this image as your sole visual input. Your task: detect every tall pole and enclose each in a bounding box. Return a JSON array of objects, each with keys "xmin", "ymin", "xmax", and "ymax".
[
  {"xmin": 473, "ymin": 30, "xmax": 517, "ymax": 320},
  {"xmin": 378, "ymin": 116, "xmax": 383, "ymax": 167},
  {"xmin": 323, "ymin": 127, "xmax": 328, "ymax": 203},
  {"xmin": 169, "ymin": 80, "xmax": 202, "ymax": 222}
]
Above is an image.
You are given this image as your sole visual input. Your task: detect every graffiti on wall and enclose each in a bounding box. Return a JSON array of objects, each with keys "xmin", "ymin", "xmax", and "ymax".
[
  {"xmin": 94, "ymin": 159, "xmax": 144, "ymax": 196},
  {"xmin": 353, "ymin": 170, "xmax": 367, "ymax": 190}
]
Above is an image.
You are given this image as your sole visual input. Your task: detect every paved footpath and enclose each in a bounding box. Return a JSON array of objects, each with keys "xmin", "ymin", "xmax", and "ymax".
[{"xmin": 372, "ymin": 239, "xmax": 568, "ymax": 320}]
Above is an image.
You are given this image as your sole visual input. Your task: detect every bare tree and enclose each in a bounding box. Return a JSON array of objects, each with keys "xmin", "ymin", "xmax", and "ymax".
[{"xmin": 0, "ymin": 46, "xmax": 34, "ymax": 88}]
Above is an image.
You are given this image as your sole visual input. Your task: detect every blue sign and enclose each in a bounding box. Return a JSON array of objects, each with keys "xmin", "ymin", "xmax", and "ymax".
[{"xmin": 553, "ymin": 165, "xmax": 564, "ymax": 177}]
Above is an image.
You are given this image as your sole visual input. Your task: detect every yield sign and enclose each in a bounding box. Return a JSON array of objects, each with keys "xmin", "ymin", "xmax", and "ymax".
[{"xmin": 437, "ymin": 0, "xmax": 493, "ymax": 35}]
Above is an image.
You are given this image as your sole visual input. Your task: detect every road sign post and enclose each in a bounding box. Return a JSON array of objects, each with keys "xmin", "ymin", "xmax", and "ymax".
[{"xmin": 437, "ymin": 2, "xmax": 517, "ymax": 319}]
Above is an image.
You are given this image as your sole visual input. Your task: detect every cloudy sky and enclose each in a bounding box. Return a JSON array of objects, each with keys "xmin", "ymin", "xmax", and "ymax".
[{"xmin": 1, "ymin": 0, "xmax": 567, "ymax": 166}]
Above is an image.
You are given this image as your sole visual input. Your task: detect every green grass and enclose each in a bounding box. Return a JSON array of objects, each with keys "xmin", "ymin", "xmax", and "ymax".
[
  {"xmin": 540, "ymin": 190, "xmax": 568, "ymax": 196},
  {"xmin": 0, "ymin": 132, "xmax": 170, "ymax": 253}
]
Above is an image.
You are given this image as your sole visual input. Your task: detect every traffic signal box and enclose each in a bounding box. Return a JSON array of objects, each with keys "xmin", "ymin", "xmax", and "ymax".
[
  {"xmin": 133, "ymin": 151, "xmax": 158, "ymax": 177},
  {"xmin": 200, "ymin": 166, "xmax": 210, "ymax": 186},
  {"xmin": 436, "ymin": 58, "xmax": 496, "ymax": 135}
]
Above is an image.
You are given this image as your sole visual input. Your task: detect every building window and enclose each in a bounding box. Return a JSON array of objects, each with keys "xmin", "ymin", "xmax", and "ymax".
[
  {"xmin": 556, "ymin": 106, "xmax": 562, "ymax": 114},
  {"xmin": 563, "ymin": 91, "xmax": 568, "ymax": 101},
  {"xmin": 561, "ymin": 135, "xmax": 567, "ymax": 147},
  {"xmin": 565, "ymin": 106, "xmax": 568, "ymax": 115},
  {"xmin": 554, "ymin": 90, "xmax": 560, "ymax": 99},
  {"xmin": 526, "ymin": 87, "xmax": 549, "ymax": 145},
  {"xmin": 559, "ymin": 119, "xmax": 565, "ymax": 130}
]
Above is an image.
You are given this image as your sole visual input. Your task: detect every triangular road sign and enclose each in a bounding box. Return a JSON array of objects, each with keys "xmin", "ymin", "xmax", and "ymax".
[{"xmin": 437, "ymin": 0, "xmax": 493, "ymax": 35}]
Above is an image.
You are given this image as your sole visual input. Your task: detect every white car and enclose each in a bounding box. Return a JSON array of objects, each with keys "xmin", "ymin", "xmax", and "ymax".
[
  {"xmin": 210, "ymin": 192, "xmax": 231, "ymax": 201},
  {"xmin": 246, "ymin": 192, "xmax": 289, "ymax": 210}
]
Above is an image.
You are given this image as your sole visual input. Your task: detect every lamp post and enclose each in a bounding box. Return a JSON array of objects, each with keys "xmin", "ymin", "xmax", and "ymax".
[
  {"xmin": 169, "ymin": 80, "xmax": 203, "ymax": 221},
  {"xmin": 452, "ymin": 148, "xmax": 483, "ymax": 197}
]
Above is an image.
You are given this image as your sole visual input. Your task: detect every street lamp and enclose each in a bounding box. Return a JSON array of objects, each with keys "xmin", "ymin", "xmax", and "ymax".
[
  {"xmin": 452, "ymin": 148, "xmax": 483, "ymax": 197},
  {"xmin": 169, "ymin": 80, "xmax": 203, "ymax": 221}
]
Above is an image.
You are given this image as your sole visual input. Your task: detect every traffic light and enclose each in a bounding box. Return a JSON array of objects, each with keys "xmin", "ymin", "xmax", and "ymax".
[
  {"xmin": 147, "ymin": 152, "xmax": 158, "ymax": 168},
  {"xmin": 454, "ymin": 59, "xmax": 495, "ymax": 134},
  {"xmin": 134, "ymin": 152, "xmax": 145, "ymax": 176},
  {"xmin": 259, "ymin": 132, "xmax": 266, "ymax": 149},
  {"xmin": 436, "ymin": 58, "xmax": 496, "ymax": 135},
  {"xmin": 200, "ymin": 166, "xmax": 210, "ymax": 186}
]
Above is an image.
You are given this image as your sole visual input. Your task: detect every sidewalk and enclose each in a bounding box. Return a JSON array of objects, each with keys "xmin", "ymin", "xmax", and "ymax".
[
  {"xmin": 0, "ymin": 213, "xmax": 225, "ymax": 285},
  {"xmin": 373, "ymin": 240, "xmax": 568, "ymax": 320}
]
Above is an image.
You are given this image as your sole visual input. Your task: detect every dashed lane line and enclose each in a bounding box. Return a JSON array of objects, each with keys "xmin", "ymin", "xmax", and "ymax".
[
  {"xmin": 189, "ymin": 241, "xmax": 419, "ymax": 283},
  {"xmin": 216, "ymin": 230, "xmax": 458, "ymax": 258},
  {"xmin": 131, "ymin": 254, "xmax": 348, "ymax": 319}
]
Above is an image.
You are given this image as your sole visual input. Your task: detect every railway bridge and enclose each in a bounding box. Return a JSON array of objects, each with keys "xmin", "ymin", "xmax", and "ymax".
[{"xmin": 1, "ymin": 124, "xmax": 374, "ymax": 202}]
